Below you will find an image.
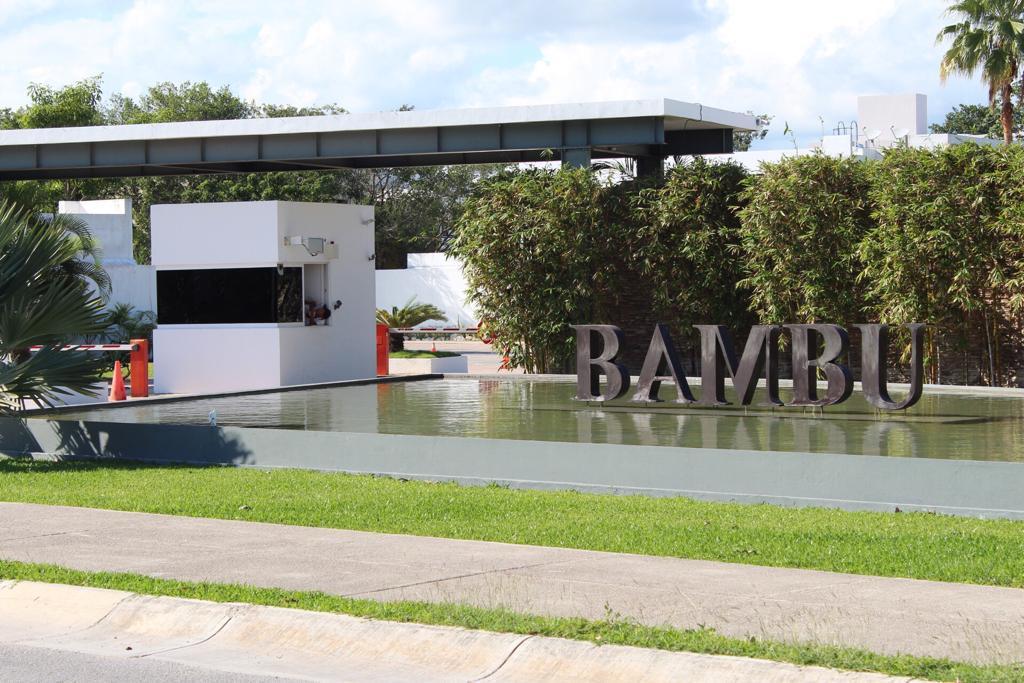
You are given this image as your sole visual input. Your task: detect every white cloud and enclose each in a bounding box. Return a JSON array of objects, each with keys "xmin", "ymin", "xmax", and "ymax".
[
  {"xmin": 409, "ymin": 46, "xmax": 467, "ymax": 72},
  {"xmin": 0, "ymin": 0, "xmax": 990, "ymax": 146}
]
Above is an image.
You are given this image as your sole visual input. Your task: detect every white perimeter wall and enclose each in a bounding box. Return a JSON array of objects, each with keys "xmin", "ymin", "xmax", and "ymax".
[
  {"xmin": 57, "ymin": 199, "xmax": 157, "ymax": 314},
  {"xmin": 376, "ymin": 253, "xmax": 478, "ymax": 327}
]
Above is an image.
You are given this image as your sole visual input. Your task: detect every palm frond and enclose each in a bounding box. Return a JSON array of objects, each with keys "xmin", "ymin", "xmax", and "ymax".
[
  {"xmin": 937, "ymin": 0, "xmax": 1024, "ymax": 137},
  {"xmin": 0, "ymin": 199, "xmax": 110, "ymax": 413},
  {"xmin": 376, "ymin": 296, "xmax": 448, "ymax": 328}
]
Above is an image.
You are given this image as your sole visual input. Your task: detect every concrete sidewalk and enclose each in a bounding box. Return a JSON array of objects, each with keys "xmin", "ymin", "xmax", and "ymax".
[
  {"xmin": 0, "ymin": 581, "xmax": 908, "ymax": 682},
  {"xmin": 0, "ymin": 502, "xmax": 1022, "ymax": 665}
]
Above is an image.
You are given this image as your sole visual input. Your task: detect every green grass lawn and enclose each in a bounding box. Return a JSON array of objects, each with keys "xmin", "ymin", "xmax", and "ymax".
[
  {"xmin": 2, "ymin": 459, "xmax": 1024, "ymax": 588},
  {"xmin": 389, "ymin": 350, "xmax": 460, "ymax": 358},
  {"xmin": 0, "ymin": 559, "xmax": 1015, "ymax": 682},
  {"xmin": 99, "ymin": 362, "xmax": 154, "ymax": 380}
]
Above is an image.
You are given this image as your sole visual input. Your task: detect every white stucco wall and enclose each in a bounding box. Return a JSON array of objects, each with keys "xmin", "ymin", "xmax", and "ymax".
[
  {"xmin": 59, "ymin": 199, "xmax": 136, "ymax": 264},
  {"xmin": 151, "ymin": 202, "xmax": 282, "ymax": 268},
  {"xmin": 278, "ymin": 202, "xmax": 376, "ymax": 387},
  {"xmin": 57, "ymin": 198, "xmax": 156, "ymax": 314},
  {"xmin": 105, "ymin": 264, "xmax": 157, "ymax": 313},
  {"xmin": 153, "ymin": 201, "xmax": 376, "ymax": 394},
  {"xmin": 155, "ymin": 325, "xmax": 284, "ymax": 392},
  {"xmin": 375, "ymin": 253, "xmax": 478, "ymax": 327}
]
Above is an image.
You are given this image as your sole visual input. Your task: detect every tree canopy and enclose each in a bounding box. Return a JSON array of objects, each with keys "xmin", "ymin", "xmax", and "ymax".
[
  {"xmin": 937, "ymin": 0, "xmax": 1024, "ymax": 144},
  {"xmin": 0, "ymin": 76, "xmax": 103, "ymax": 130},
  {"xmin": 930, "ymin": 99, "xmax": 1024, "ymax": 138},
  {"xmin": 0, "ymin": 76, "xmax": 503, "ymax": 267}
]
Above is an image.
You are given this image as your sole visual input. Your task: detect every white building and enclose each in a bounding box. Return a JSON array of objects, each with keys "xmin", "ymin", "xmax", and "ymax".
[
  {"xmin": 152, "ymin": 201, "xmax": 377, "ymax": 394},
  {"xmin": 716, "ymin": 93, "xmax": 1000, "ymax": 172}
]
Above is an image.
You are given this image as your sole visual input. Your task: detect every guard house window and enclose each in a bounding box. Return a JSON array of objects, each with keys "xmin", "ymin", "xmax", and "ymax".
[
  {"xmin": 303, "ymin": 263, "xmax": 330, "ymax": 326},
  {"xmin": 157, "ymin": 267, "xmax": 303, "ymax": 324}
]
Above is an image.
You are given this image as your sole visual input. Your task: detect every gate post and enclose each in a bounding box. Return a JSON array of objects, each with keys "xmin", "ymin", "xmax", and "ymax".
[
  {"xmin": 129, "ymin": 339, "xmax": 149, "ymax": 397},
  {"xmin": 375, "ymin": 324, "xmax": 389, "ymax": 376}
]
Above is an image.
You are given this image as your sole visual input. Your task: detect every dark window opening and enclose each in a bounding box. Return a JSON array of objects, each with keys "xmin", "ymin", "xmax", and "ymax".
[{"xmin": 157, "ymin": 267, "xmax": 303, "ymax": 324}]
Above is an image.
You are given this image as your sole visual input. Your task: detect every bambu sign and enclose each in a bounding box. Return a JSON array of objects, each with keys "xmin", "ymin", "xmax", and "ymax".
[{"xmin": 573, "ymin": 323, "xmax": 925, "ymax": 411}]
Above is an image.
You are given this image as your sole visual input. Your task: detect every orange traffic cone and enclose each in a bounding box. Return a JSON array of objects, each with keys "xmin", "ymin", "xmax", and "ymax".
[{"xmin": 109, "ymin": 360, "xmax": 127, "ymax": 402}]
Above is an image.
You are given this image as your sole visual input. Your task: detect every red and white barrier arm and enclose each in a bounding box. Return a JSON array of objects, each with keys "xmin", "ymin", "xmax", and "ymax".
[
  {"xmin": 26, "ymin": 340, "xmax": 150, "ymax": 399},
  {"xmin": 28, "ymin": 343, "xmax": 139, "ymax": 352},
  {"xmin": 389, "ymin": 328, "xmax": 480, "ymax": 335}
]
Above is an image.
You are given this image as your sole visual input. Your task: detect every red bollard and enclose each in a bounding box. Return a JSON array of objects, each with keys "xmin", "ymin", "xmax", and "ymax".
[
  {"xmin": 129, "ymin": 338, "xmax": 149, "ymax": 397},
  {"xmin": 375, "ymin": 324, "xmax": 389, "ymax": 376}
]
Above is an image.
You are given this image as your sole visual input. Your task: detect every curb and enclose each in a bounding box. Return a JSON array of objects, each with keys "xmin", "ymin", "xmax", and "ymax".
[{"xmin": 0, "ymin": 580, "xmax": 912, "ymax": 682}]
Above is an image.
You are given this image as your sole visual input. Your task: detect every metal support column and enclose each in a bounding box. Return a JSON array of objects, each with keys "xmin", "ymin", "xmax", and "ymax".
[
  {"xmin": 635, "ymin": 155, "xmax": 664, "ymax": 180},
  {"xmin": 561, "ymin": 147, "xmax": 592, "ymax": 169}
]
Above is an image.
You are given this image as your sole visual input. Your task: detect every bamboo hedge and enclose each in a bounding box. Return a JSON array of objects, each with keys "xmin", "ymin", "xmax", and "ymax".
[{"xmin": 451, "ymin": 145, "xmax": 1024, "ymax": 385}]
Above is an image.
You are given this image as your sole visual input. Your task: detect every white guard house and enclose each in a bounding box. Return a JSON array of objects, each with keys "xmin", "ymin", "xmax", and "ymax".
[{"xmin": 152, "ymin": 201, "xmax": 376, "ymax": 394}]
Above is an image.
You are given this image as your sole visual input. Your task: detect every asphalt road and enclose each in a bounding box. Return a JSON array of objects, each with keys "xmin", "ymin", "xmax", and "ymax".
[{"xmin": 0, "ymin": 642, "xmax": 291, "ymax": 682}]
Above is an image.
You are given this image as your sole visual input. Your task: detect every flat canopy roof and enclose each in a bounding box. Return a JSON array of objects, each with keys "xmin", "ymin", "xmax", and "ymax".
[{"xmin": 0, "ymin": 98, "xmax": 757, "ymax": 180}]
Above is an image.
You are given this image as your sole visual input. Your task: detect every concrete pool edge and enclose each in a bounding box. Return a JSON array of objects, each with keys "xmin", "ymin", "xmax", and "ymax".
[
  {"xmin": 3, "ymin": 417, "xmax": 1024, "ymax": 519},
  {"xmin": 22, "ymin": 374, "xmax": 443, "ymax": 416}
]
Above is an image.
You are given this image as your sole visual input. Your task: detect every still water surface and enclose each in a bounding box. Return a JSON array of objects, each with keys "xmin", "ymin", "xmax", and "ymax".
[{"xmin": 53, "ymin": 378, "xmax": 1024, "ymax": 461}]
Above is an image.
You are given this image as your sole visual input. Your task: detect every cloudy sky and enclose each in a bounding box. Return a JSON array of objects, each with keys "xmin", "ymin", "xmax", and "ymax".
[{"xmin": 0, "ymin": 0, "xmax": 990, "ymax": 148}]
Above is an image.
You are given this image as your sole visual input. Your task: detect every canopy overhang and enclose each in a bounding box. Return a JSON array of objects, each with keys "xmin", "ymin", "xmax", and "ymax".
[{"xmin": 0, "ymin": 98, "xmax": 757, "ymax": 180}]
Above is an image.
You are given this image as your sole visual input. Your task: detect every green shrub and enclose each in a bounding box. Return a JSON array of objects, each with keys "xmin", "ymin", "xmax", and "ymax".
[
  {"xmin": 861, "ymin": 144, "xmax": 1007, "ymax": 383},
  {"xmin": 737, "ymin": 153, "xmax": 873, "ymax": 325},
  {"xmin": 634, "ymin": 158, "xmax": 751, "ymax": 330},
  {"xmin": 452, "ymin": 168, "xmax": 614, "ymax": 373},
  {"xmin": 452, "ymin": 147, "xmax": 1024, "ymax": 386}
]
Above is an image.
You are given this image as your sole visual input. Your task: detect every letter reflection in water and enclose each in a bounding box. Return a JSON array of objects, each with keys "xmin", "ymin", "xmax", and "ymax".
[
  {"xmin": 571, "ymin": 324, "xmax": 630, "ymax": 401},
  {"xmin": 856, "ymin": 323, "xmax": 925, "ymax": 410}
]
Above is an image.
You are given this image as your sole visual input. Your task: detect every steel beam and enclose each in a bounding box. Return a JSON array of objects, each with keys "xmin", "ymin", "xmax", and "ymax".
[{"xmin": 0, "ymin": 101, "xmax": 748, "ymax": 180}]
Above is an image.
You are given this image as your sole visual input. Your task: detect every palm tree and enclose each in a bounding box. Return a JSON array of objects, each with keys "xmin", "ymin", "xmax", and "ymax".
[
  {"xmin": 99, "ymin": 302, "xmax": 156, "ymax": 369},
  {"xmin": 102, "ymin": 303, "xmax": 156, "ymax": 344},
  {"xmin": 938, "ymin": 0, "xmax": 1024, "ymax": 145},
  {"xmin": 0, "ymin": 183, "xmax": 111, "ymax": 296},
  {"xmin": 0, "ymin": 201, "xmax": 108, "ymax": 412},
  {"xmin": 376, "ymin": 297, "xmax": 447, "ymax": 351},
  {"xmin": 52, "ymin": 212, "xmax": 111, "ymax": 297}
]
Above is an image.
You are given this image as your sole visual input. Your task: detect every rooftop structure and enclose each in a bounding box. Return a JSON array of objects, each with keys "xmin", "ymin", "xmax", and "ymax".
[
  {"xmin": 0, "ymin": 99, "xmax": 756, "ymax": 181},
  {"xmin": 712, "ymin": 93, "xmax": 1000, "ymax": 173}
]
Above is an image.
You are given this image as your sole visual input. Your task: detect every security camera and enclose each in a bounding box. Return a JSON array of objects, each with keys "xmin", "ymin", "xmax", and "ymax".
[
  {"xmin": 285, "ymin": 235, "xmax": 326, "ymax": 257},
  {"xmin": 302, "ymin": 237, "xmax": 325, "ymax": 257}
]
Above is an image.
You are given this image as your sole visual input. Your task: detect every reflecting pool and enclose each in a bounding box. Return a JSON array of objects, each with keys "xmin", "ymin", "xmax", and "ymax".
[{"xmin": 51, "ymin": 378, "xmax": 1024, "ymax": 461}]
